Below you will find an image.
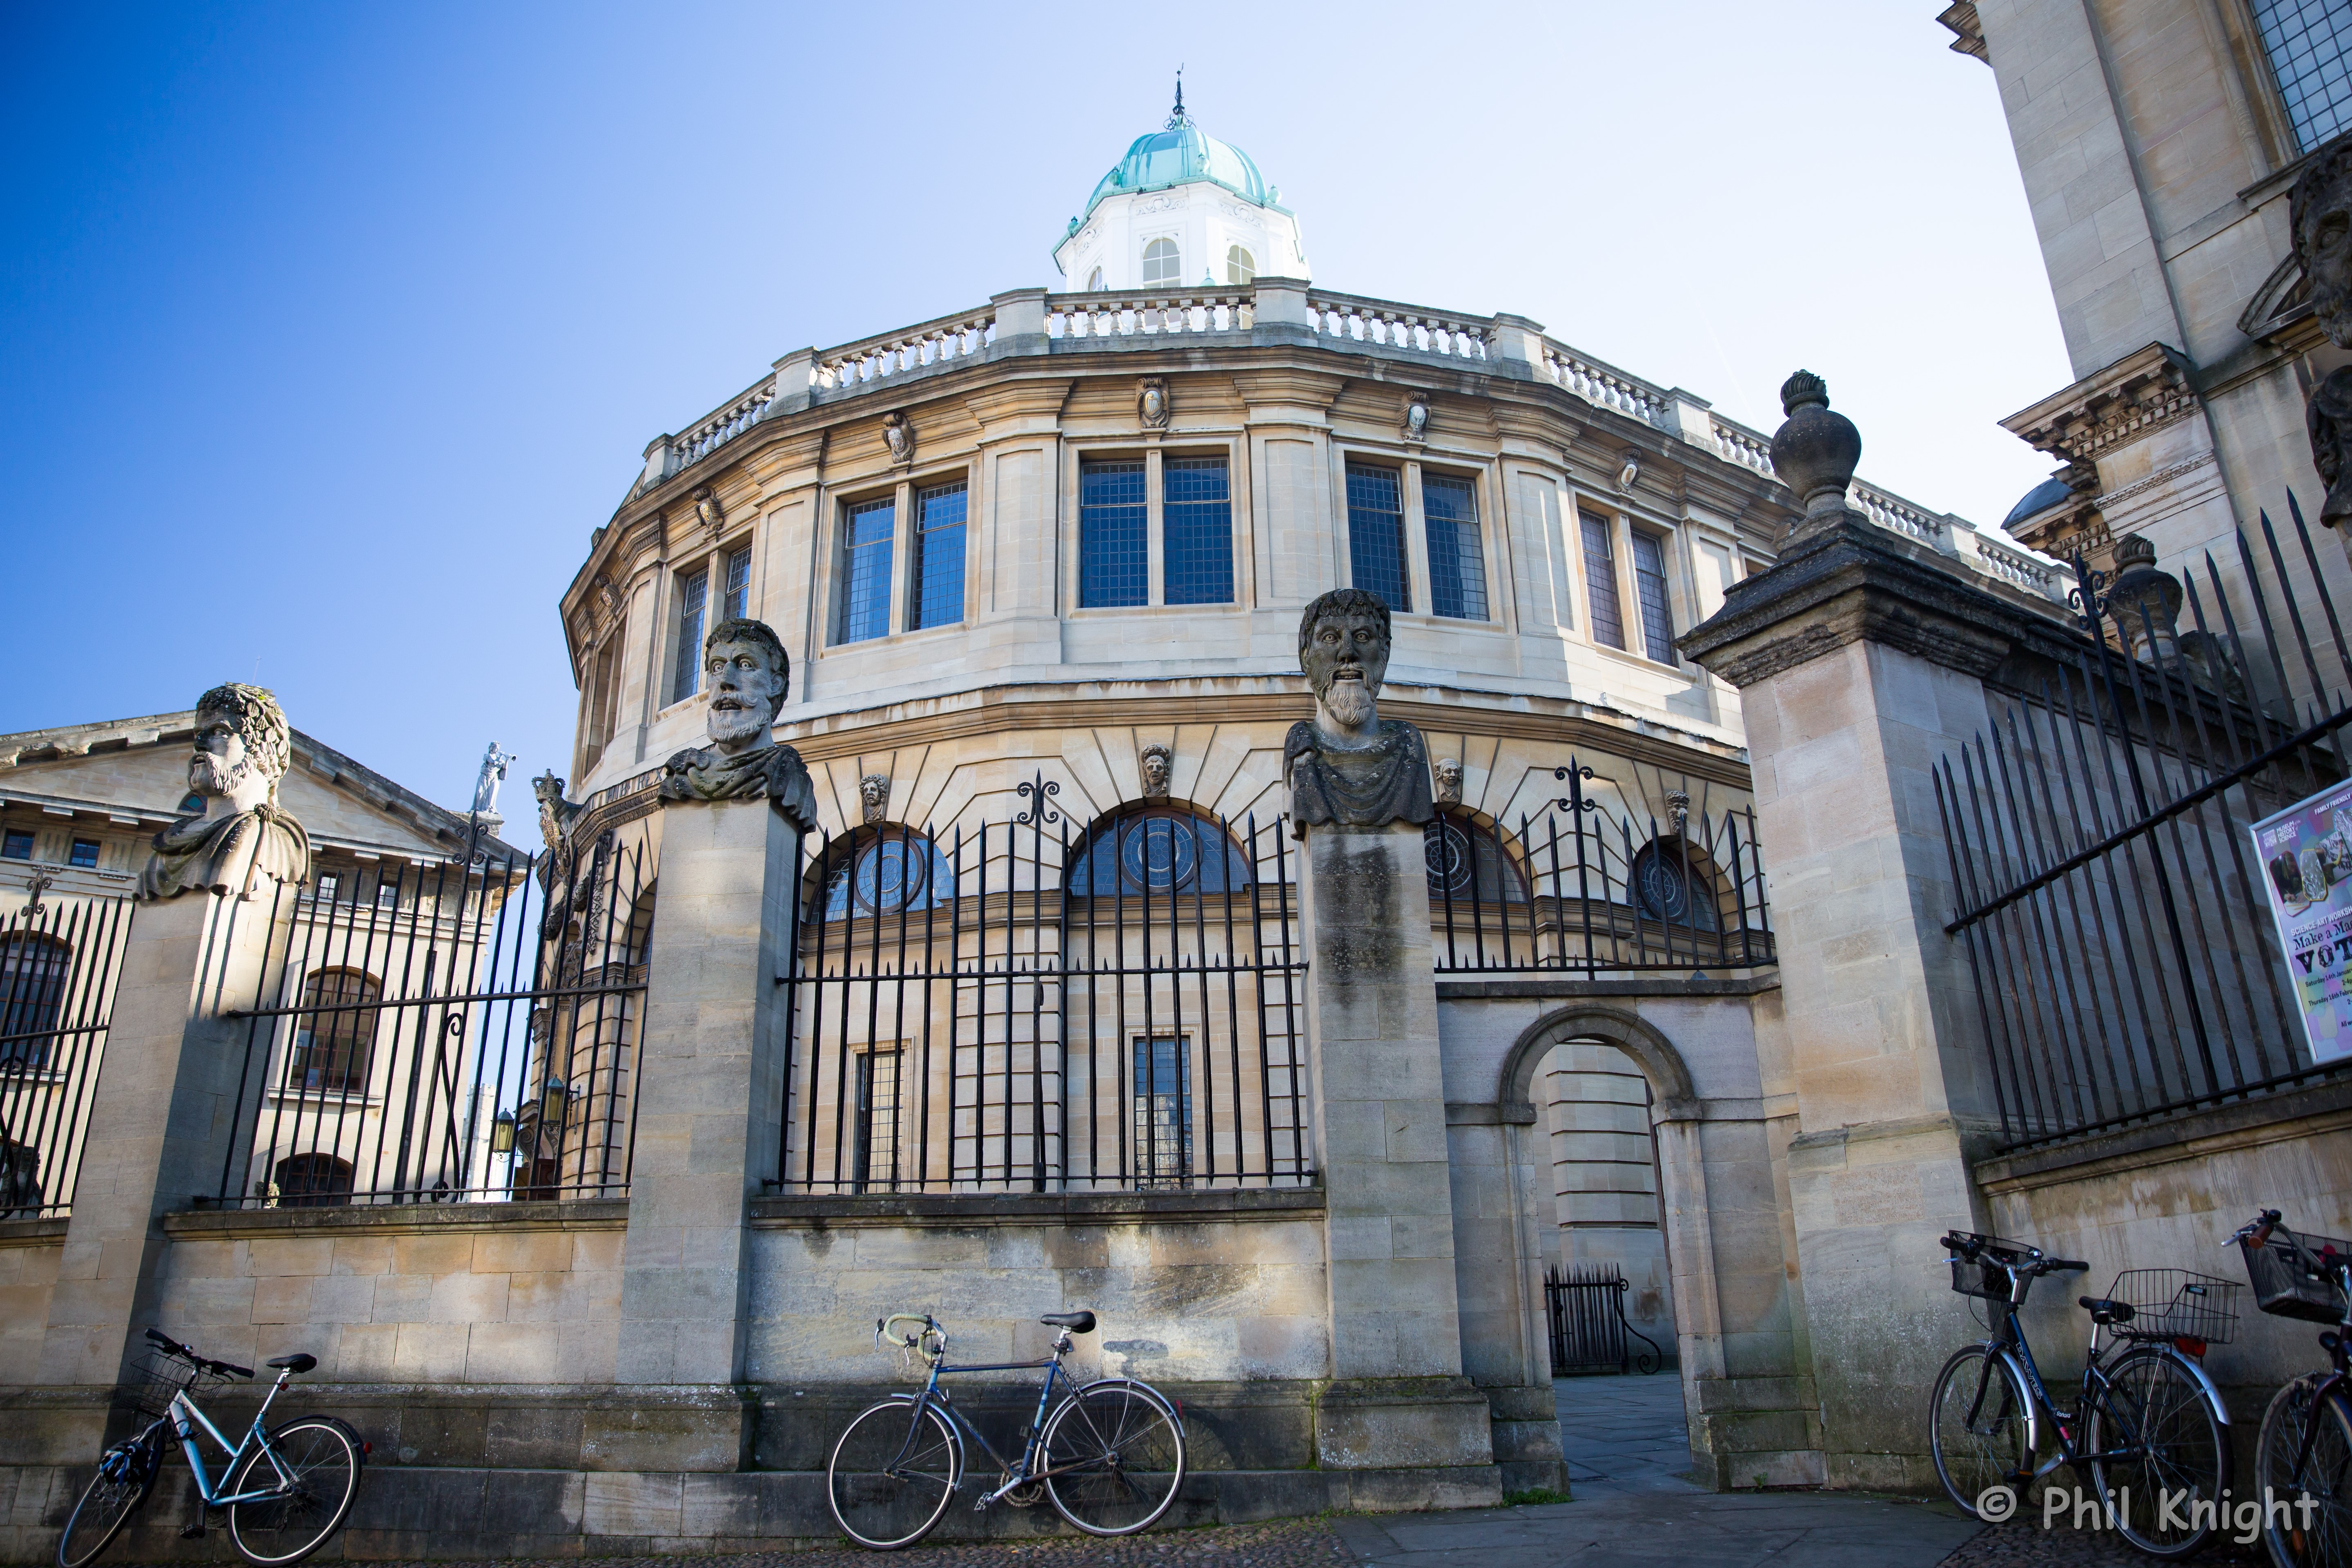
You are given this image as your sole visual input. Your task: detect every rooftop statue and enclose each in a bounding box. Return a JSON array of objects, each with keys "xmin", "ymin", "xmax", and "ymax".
[
  {"xmin": 1283, "ymin": 589, "xmax": 1435, "ymax": 834},
  {"xmin": 2294, "ymin": 143, "xmax": 2352, "ymax": 528},
  {"xmin": 138, "ymin": 683, "xmax": 312, "ymax": 901},
  {"xmin": 656, "ymin": 617, "xmax": 820, "ymax": 832}
]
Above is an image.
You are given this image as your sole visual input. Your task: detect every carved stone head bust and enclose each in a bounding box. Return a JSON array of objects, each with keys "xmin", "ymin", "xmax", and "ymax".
[
  {"xmin": 1139, "ymin": 743, "xmax": 1173, "ymax": 800},
  {"xmin": 859, "ymin": 773, "xmax": 891, "ymax": 824},
  {"xmin": 1298, "ymin": 588, "xmax": 1392, "ymax": 741},
  {"xmin": 137, "ymin": 683, "xmax": 310, "ymax": 901},
  {"xmin": 1434, "ymin": 757, "xmax": 1463, "ymax": 805},
  {"xmin": 2294, "ymin": 140, "xmax": 2352, "ymax": 348},
  {"xmin": 700, "ymin": 618, "xmax": 790, "ymax": 757},
  {"xmin": 190, "ymin": 683, "xmax": 291, "ymax": 811}
]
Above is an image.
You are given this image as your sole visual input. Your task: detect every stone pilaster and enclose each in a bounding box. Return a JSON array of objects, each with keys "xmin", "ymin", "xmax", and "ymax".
[
  {"xmin": 1297, "ymin": 820, "xmax": 1498, "ymax": 1505},
  {"xmin": 605, "ymin": 795, "xmax": 799, "ymax": 1471}
]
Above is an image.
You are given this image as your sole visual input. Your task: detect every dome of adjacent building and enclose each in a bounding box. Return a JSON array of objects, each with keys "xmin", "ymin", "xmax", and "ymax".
[
  {"xmin": 1067, "ymin": 95, "xmax": 1279, "ymax": 236},
  {"xmin": 2002, "ymin": 474, "xmax": 2074, "ymax": 530}
]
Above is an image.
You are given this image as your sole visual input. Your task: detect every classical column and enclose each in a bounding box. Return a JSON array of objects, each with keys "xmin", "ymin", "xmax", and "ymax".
[{"xmin": 1683, "ymin": 375, "xmax": 2076, "ymax": 1490}]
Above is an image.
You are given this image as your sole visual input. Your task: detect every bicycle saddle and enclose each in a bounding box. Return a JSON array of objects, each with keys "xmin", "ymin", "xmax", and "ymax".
[
  {"xmin": 2078, "ymin": 1296, "xmax": 2136, "ymax": 1325},
  {"xmin": 267, "ymin": 1353, "xmax": 318, "ymax": 1374},
  {"xmin": 1040, "ymin": 1311, "xmax": 1097, "ymax": 1333}
]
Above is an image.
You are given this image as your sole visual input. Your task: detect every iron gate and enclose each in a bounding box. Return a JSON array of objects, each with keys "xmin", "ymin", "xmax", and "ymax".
[
  {"xmin": 1545, "ymin": 1263, "xmax": 1662, "ymax": 1375},
  {"xmin": 0, "ymin": 889, "xmax": 132, "ymax": 1218}
]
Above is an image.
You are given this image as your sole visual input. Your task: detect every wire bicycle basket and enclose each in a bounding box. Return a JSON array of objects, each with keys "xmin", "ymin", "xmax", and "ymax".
[
  {"xmin": 2238, "ymin": 1225, "xmax": 2352, "ymax": 1325},
  {"xmin": 1944, "ymin": 1232, "xmax": 2040, "ymax": 1303},
  {"xmin": 117, "ymin": 1349, "xmax": 231, "ymax": 1421},
  {"xmin": 2105, "ymin": 1269, "xmax": 2241, "ymax": 1345}
]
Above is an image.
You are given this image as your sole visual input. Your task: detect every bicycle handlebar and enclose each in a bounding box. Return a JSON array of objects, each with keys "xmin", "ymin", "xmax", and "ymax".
[
  {"xmin": 877, "ymin": 1312, "xmax": 943, "ymax": 1361},
  {"xmin": 143, "ymin": 1326, "xmax": 253, "ymax": 1381}
]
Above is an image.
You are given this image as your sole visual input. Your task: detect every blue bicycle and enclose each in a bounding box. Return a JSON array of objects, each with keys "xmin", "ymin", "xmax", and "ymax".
[
  {"xmin": 826, "ymin": 1310, "xmax": 1187, "ymax": 1548},
  {"xmin": 58, "ymin": 1328, "xmax": 364, "ymax": 1568}
]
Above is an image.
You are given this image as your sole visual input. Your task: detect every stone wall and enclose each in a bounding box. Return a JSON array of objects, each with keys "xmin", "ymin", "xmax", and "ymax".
[{"xmin": 0, "ymin": 1225, "xmax": 62, "ymax": 1386}]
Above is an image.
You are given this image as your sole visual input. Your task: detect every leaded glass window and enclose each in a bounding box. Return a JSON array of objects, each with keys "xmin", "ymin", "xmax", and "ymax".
[
  {"xmin": 818, "ymin": 826, "xmax": 954, "ymax": 920},
  {"xmin": 1581, "ymin": 513, "xmax": 1625, "ymax": 650},
  {"xmin": 1080, "ymin": 460, "xmax": 1147, "ymax": 608},
  {"xmin": 1133, "ymin": 1036, "xmax": 1192, "ymax": 1188},
  {"xmin": 0, "ymin": 831, "xmax": 28, "ymax": 861},
  {"xmin": 290, "ymin": 968, "xmax": 379, "ymax": 1095},
  {"xmin": 2256, "ymin": 0, "xmax": 2352, "ymax": 151},
  {"xmin": 1066, "ymin": 807, "xmax": 1252, "ymax": 896},
  {"xmin": 722, "ymin": 545, "xmax": 751, "ymax": 621},
  {"xmin": 1423, "ymin": 474, "xmax": 1487, "ymax": 620},
  {"xmin": 1632, "ymin": 840, "xmax": 1719, "ymax": 932},
  {"xmin": 839, "ymin": 497, "xmax": 895, "ymax": 644},
  {"xmin": 1346, "ymin": 463, "xmax": 1410, "ymax": 612},
  {"xmin": 1630, "ymin": 531, "xmax": 1676, "ymax": 664},
  {"xmin": 1164, "ymin": 457, "xmax": 1233, "ymax": 605},
  {"xmin": 670, "ymin": 566, "xmax": 708, "ymax": 703},
  {"xmin": 1423, "ymin": 811, "xmax": 1526, "ymax": 906},
  {"xmin": 911, "ymin": 480, "xmax": 967, "ymax": 630}
]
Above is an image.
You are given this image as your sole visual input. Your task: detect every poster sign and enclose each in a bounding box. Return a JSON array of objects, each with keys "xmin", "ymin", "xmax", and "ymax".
[{"xmin": 2251, "ymin": 781, "xmax": 2352, "ymax": 1066}]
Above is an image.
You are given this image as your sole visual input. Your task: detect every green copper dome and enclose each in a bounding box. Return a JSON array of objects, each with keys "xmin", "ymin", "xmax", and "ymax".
[{"xmin": 1067, "ymin": 91, "xmax": 1283, "ymax": 235}]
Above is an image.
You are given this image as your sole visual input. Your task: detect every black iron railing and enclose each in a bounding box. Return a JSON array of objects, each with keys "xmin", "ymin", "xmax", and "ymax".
[
  {"xmin": 1430, "ymin": 761, "xmax": 1772, "ymax": 973},
  {"xmin": 0, "ymin": 891, "xmax": 132, "ymax": 1219},
  {"xmin": 1936, "ymin": 497, "xmax": 2352, "ymax": 1150},
  {"xmin": 777, "ymin": 787, "xmax": 1310, "ymax": 1194},
  {"xmin": 209, "ymin": 833, "xmax": 650, "ymax": 1207},
  {"xmin": 1545, "ymin": 1264, "xmax": 1662, "ymax": 1375}
]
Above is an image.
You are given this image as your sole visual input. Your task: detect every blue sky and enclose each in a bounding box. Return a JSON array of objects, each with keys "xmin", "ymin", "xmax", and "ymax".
[{"xmin": 0, "ymin": 2, "xmax": 2071, "ymax": 813}]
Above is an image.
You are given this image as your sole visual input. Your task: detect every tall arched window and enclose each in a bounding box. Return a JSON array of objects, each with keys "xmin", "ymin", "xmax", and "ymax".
[
  {"xmin": 0, "ymin": 933, "xmax": 70, "ymax": 1068},
  {"xmin": 1085, "ymin": 265, "xmax": 1104, "ymax": 291},
  {"xmin": 1424, "ymin": 810, "xmax": 1526, "ymax": 905},
  {"xmin": 1226, "ymin": 245, "xmax": 1255, "ymax": 285},
  {"xmin": 813, "ymin": 826, "xmax": 955, "ymax": 921},
  {"xmin": 273, "ymin": 1153, "xmax": 353, "ymax": 1208},
  {"xmin": 1142, "ymin": 238, "xmax": 1180, "ymax": 287},
  {"xmin": 290, "ymin": 969, "xmax": 380, "ymax": 1094},
  {"xmin": 1067, "ymin": 806, "xmax": 1252, "ymax": 896}
]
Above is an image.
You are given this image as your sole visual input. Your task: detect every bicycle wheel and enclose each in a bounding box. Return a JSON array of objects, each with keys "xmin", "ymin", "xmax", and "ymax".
[
  {"xmin": 1040, "ymin": 1378, "xmax": 1186, "ymax": 1537},
  {"xmin": 56, "ymin": 1431, "xmax": 161, "ymax": 1568},
  {"xmin": 1928, "ymin": 1344, "xmax": 2031, "ymax": 1519},
  {"xmin": 826, "ymin": 1397, "xmax": 962, "ymax": 1550},
  {"xmin": 2087, "ymin": 1345, "xmax": 2229, "ymax": 1560},
  {"xmin": 223, "ymin": 1417, "xmax": 363, "ymax": 1567},
  {"xmin": 2258, "ymin": 1374, "xmax": 2352, "ymax": 1567}
]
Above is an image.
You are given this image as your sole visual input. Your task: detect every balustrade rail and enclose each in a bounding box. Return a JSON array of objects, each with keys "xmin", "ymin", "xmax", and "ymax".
[
  {"xmin": 0, "ymin": 891, "xmax": 131, "ymax": 1219},
  {"xmin": 1047, "ymin": 289, "xmax": 1254, "ymax": 339},
  {"xmin": 816, "ymin": 307, "xmax": 998, "ymax": 391},
  {"xmin": 1307, "ymin": 290, "xmax": 1492, "ymax": 359},
  {"xmin": 1430, "ymin": 762, "xmax": 1773, "ymax": 975},
  {"xmin": 777, "ymin": 791, "xmax": 1309, "ymax": 1195},
  {"xmin": 1936, "ymin": 498, "xmax": 2352, "ymax": 1149},
  {"xmin": 1541, "ymin": 344, "xmax": 1665, "ymax": 423},
  {"xmin": 206, "ymin": 836, "xmax": 650, "ymax": 1207}
]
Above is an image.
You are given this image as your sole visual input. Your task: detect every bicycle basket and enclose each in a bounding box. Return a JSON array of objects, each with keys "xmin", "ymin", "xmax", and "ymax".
[
  {"xmin": 2105, "ymin": 1269, "xmax": 2242, "ymax": 1345},
  {"xmin": 118, "ymin": 1349, "xmax": 227, "ymax": 1421},
  {"xmin": 1946, "ymin": 1232, "xmax": 2036, "ymax": 1303},
  {"xmin": 2239, "ymin": 1228, "xmax": 2352, "ymax": 1324}
]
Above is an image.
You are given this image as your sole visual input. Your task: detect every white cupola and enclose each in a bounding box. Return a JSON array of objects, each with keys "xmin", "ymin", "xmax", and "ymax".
[{"xmin": 1053, "ymin": 83, "xmax": 1309, "ymax": 293}]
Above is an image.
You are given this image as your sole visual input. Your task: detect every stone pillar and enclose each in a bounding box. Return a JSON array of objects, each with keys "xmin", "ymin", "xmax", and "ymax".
[
  {"xmin": 989, "ymin": 287, "xmax": 1049, "ymax": 349},
  {"xmin": 1251, "ymin": 276, "xmax": 1315, "ymax": 331},
  {"xmin": 1296, "ymin": 819, "xmax": 1498, "ymax": 1506},
  {"xmin": 604, "ymin": 795, "xmax": 799, "ymax": 1471},
  {"xmin": 1685, "ymin": 476, "xmax": 2079, "ymax": 1487},
  {"xmin": 28, "ymin": 892, "xmax": 286, "ymax": 1458}
]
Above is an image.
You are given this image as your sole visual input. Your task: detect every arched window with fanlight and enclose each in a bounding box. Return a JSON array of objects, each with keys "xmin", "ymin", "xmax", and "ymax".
[
  {"xmin": 289, "ymin": 968, "xmax": 380, "ymax": 1095},
  {"xmin": 813, "ymin": 825, "xmax": 956, "ymax": 922},
  {"xmin": 0, "ymin": 933, "xmax": 71, "ymax": 1068},
  {"xmin": 1142, "ymin": 238, "xmax": 1180, "ymax": 288},
  {"xmin": 1628, "ymin": 837, "xmax": 1721, "ymax": 933},
  {"xmin": 1066, "ymin": 805, "xmax": 1252, "ymax": 897},
  {"xmin": 1423, "ymin": 809, "xmax": 1526, "ymax": 907}
]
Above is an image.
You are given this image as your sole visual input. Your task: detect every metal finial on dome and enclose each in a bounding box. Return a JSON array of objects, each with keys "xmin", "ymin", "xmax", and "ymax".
[{"xmin": 1169, "ymin": 67, "xmax": 1189, "ymax": 129}]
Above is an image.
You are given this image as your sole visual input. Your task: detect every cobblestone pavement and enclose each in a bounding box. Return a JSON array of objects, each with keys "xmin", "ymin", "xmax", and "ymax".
[{"xmin": 362, "ymin": 1517, "xmax": 1356, "ymax": 1568}]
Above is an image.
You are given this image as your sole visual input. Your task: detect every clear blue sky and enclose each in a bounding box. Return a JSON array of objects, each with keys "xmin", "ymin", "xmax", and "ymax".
[{"xmin": 0, "ymin": 1, "xmax": 2071, "ymax": 813}]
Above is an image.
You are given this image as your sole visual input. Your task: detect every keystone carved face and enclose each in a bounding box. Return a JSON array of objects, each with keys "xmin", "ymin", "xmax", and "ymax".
[
  {"xmin": 1434, "ymin": 757, "xmax": 1463, "ymax": 805},
  {"xmin": 1139, "ymin": 744, "xmax": 1172, "ymax": 799},
  {"xmin": 858, "ymin": 773, "xmax": 891, "ymax": 824},
  {"xmin": 2296, "ymin": 144, "xmax": 2352, "ymax": 348},
  {"xmin": 1298, "ymin": 588, "xmax": 1392, "ymax": 735}
]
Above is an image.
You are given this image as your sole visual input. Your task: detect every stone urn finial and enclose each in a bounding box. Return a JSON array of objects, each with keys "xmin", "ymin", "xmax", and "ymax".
[
  {"xmin": 1768, "ymin": 369, "xmax": 1862, "ymax": 532},
  {"xmin": 2102, "ymin": 533, "xmax": 2185, "ymax": 663}
]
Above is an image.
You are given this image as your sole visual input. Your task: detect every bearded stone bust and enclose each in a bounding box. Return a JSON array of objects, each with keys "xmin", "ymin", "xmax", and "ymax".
[
  {"xmin": 2294, "ymin": 141, "xmax": 2352, "ymax": 526},
  {"xmin": 1283, "ymin": 589, "xmax": 1435, "ymax": 834},
  {"xmin": 655, "ymin": 617, "xmax": 819, "ymax": 832},
  {"xmin": 138, "ymin": 683, "xmax": 313, "ymax": 902}
]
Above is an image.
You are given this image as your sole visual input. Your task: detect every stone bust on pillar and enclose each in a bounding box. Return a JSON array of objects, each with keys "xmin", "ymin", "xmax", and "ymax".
[
  {"xmin": 655, "ymin": 617, "xmax": 820, "ymax": 832},
  {"xmin": 1283, "ymin": 589, "xmax": 1436, "ymax": 833},
  {"xmin": 2294, "ymin": 143, "xmax": 2352, "ymax": 529},
  {"xmin": 137, "ymin": 683, "xmax": 312, "ymax": 901}
]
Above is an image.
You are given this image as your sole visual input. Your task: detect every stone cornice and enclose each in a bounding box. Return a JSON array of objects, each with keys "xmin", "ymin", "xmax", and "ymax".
[
  {"xmin": 1999, "ymin": 342, "xmax": 2200, "ymax": 465},
  {"xmin": 1678, "ymin": 511, "xmax": 2084, "ymax": 690}
]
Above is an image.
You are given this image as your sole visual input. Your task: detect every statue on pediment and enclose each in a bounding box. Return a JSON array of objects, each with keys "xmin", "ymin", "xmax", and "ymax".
[
  {"xmin": 1283, "ymin": 589, "xmax": 1435, "ymax": 834},
  {"xmin": 138, "ymin": 683, "xmax": 312, "ymax": 901},
  {"xmin": 655, "ymin": 617, "xmax": 819, "ymax": 831}
]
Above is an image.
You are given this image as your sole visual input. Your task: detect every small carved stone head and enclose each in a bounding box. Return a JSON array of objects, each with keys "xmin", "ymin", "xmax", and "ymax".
[
  {"xmin": 1433, "ymin": 757, "xmax": 1463, "ymax": 805},
  {"xmin": 883, "ymin": 412, "xmax": 913, "ymax": 465},
  {"xmin": 1298, "ymin": 588, "xmax": 1393, "ymax": 731},
  {"xmin": 699, "ymin": 617, "xmax": 791, "ymax": 754},
  {"xmin": 190, "ymin": 683, "xmax": 292, "ymax": 808},
  {"xmin": 1404, "ymin": 394, "xmax": 1429, "ymax": 442},
  {"xmin": 693, "ymin": 487, "xmax": 724, "ymax": 538},
  {"xmin": 1139, "ymin": 378, "xmax": 1169, "ymax": 430},
  {"xmin": 859, "ymin": 773, "xmax": 891, "ymax": 824},
  {"xmin": 1139, "ymin": 744, "xmax": 1173, "ymax": 800},
  {"xmin": 2293, "ymin": 140, "xmax": 2352, "ymax": 348}
]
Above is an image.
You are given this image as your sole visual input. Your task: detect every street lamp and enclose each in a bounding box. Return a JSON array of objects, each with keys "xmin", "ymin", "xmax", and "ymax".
[{"xmin": 489, "ymin": 1109, "xmax": 516, "ymax": 1155}]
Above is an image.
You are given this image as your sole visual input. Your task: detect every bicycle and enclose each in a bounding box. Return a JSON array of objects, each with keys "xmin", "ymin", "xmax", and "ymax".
[
  {"xmin": 1928, "ymin": 1231, "xmax": 2236, "ymax": 1559},
  {"xmin": 2229, "ymin": 1208, "xmax": 2352, "ymax": 1567},
  {"xmin": 57, "ymin": 1328, "xmax": 365, "ymax": 1568},
  {"xmin": 825, "ymin": 1309, "xmax": 1187, "ymax": 1550}
]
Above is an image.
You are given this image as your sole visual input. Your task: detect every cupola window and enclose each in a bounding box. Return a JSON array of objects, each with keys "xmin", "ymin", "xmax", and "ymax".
[
  {"xmin": 1086, "ymin": 266, "xmax": 1104, "ymax": 291},
  {"xmin": 1226, "ymin": 246, "xmax": 1255, "ymax": 285},
  {"xmin": 1142, "ymin": 238, "xmax": 1180, "ymax": 287}
]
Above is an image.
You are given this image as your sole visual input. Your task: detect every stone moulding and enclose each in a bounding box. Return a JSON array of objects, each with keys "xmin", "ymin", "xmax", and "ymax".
[
  {"xmin": 1998, "ymin": 341, "xmax": 2199, "ymax": 466},
  {"xmin": 161, "ymin": 1196, "xmax": 629, "ymax": 1237},
  {"xmin": 749, "ymin": 1185, "xmax": 1324, "ymax": 1229}
]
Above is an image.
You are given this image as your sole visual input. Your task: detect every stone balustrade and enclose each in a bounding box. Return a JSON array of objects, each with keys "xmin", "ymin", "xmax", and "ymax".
[
  {"xmin": 1710, "ymin": 415, "xmax": 1776, "ymax": 475},
  {"xmin": 1848, "ymin": 482, "xmax": 1945, "ymax": 545},
  {"xmin": 1540, "ymin": 343, "xmax": 1667, "ymax": 423},
  {"xmin": 1305, "ymin": 289, "xmax": 1492, "ymax": 359},
  {"xmin": 676, "ymin": 382, "xmax": 773, "ymax": 468},
  {"xmin": 1047, "ymin": 287, "xmax": 1255, "ymax": 338},
  {"xmin": 813, "ymin": 305, "xmax": 998, "ymax": 390}
]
